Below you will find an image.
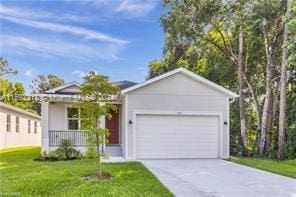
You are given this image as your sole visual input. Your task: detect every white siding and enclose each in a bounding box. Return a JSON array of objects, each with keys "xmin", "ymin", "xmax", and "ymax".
[
  {"xmin": 49, "ymin": 103, "xmax": 66, "ymax": 131},
  {"xmin": 0, "ymin": 107, "xmax": 41, "ymax": 149},
  {"xmin": 124, "ymin": 72, "xmax": 230, "ymax": 159},
  {"xmin": 120, "ymin": 96, "xmax": 127, "ymax": 157}
]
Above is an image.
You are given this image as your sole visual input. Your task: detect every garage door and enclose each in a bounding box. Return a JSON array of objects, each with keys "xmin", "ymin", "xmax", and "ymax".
[{"xmin": 135, "ymin": 114, "xmax": 220, "ymax": 159}]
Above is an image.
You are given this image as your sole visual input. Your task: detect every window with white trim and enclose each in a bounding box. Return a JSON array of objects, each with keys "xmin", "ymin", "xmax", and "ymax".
[
  {"xmin": 7, "ymin": 114, "xmax": 11, "ymax": 132},
  {"xmin": 16, "ymin": 117, "xmax": 20, "ymax": 133},
  {"xmin": 28, "ymin": 120, "xmax": 31, "ymax": 133},
  {"xmin": 67, "ymin": 107, "xmax": 81, "ymax": 130}
]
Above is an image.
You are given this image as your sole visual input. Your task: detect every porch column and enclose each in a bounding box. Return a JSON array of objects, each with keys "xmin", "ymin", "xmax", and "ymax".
[{"xmin": 41, "ymin": 102, "xmax": 49, "ymax": 153}]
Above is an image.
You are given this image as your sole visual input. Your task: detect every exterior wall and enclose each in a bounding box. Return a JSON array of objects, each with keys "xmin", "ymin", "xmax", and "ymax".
[
  {"xmin": 42, "ymin": 102, "xmax": 112, "ymax": 153},
  {"xmin": 49, "ymin": 103, "xmax": 67, "ymax": 131},
  {"xmin": 42, "ymin": 102, "xmax": 73, "ymax": 152},
  {"xmin": 120, "ymin": 96, "xmax": 127, "ymax": 157},
  {"xmin": 0, "ymin": 107, "xmax": 41, "ymax": 150},
  {"xmin": 125, "ymin": 73, "xmax": 230, "ymax": 159}
]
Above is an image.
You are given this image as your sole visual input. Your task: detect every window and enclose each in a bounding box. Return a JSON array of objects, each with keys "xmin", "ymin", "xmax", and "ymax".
[
  {"xmin": 28, "ymin": 120, "xmax": 31, "ymax": 133},
  {"xmin": 16, "ymin": 117, "xmax": 20, "ymax": 133},
  {"xmin": 6, "ymin": 114, "xmax": 11, "ymax": 132},
  {"xmin": 67, "ymin": 107, "xmax": 80, "ymax": 130},
  {"xmin": 34, "ymin": 121, "xmax": 37, "ymax": 134}
]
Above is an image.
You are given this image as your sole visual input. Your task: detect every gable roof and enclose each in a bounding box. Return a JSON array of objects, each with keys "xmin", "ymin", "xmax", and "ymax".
[
  {"xmin": 44, "ymin": 81, "xmax": 81, "ymax": 94},
  {"xmin": 121, "ymin": 67, "xmax": 239, "ymax": 97},
  {"xmin": 44, "ymin": 80, "xmax": 138, "ymax": 94}
]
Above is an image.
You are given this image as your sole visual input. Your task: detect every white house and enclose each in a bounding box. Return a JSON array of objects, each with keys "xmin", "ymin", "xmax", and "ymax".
[
  {"xmin": 0, "ymin": 102, "xmax": 41, "ymax": 150},
  {"xmin": 40, "ymin": 68, "xmax": 238, "ymax": 160}
]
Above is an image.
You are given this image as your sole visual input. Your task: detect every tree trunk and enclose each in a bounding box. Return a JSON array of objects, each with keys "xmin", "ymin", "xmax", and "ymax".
[
  {"xmin": 238, "ymin": 25, "xmax": 248, "ymax": 156},
  {"xmin": 244, "ymin": 73, "xmax": 261, "ymax": 132},
  {"xmin": 278, "ymin": 0, "xmax": 290, "ymax": 160},
  {"xmin": 259, "ymin": 33, "xmax": 274, "ymax": 155},
  {"xmin": 265, "ymin": 92, "xmax": 275, "ymax": 152},
  {"xmin": 95, "ymin": 114, "xmax": 102, "ymax": 178}
]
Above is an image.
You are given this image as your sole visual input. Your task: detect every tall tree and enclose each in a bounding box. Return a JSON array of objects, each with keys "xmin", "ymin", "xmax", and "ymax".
[
  {"xmin": 30, "ymin": 74, "xmax": 65, "ymax": 114},
  {"xmin": 278, "ymin": 0, "xmax": 292, "ymax": 160},
  {"xmin": 30, "ymin": 74, "xmax": 65, "ymax": 93},
  {"xmin": 0, "ymin": 57, "xmax": 17, "ymax": 76},
  {"xmin": 158, "ymin": 0, "xmax": 249, "ymax": 155},
  {"xmin": 0, "ymin": 78, "xmax": 34, "ymax": 111},
  {"xmin": 252, "ymin": 0, "xmax": 286, "ymax": 155}
]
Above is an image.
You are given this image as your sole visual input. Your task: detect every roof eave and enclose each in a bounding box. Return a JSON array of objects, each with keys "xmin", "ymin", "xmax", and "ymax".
[{"xmin": 121, "ymin": 67, "xmax": 239, "ymax": 97}]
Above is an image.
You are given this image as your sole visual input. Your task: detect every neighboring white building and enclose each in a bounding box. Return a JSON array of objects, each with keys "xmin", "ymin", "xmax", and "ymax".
[
  {"xmin": 0, "ymin": 102, "xmax": 41, "ymax": 150},
  {"xmin": 40, "ymin": 68, "xmax": 238, "ymax": 160}
]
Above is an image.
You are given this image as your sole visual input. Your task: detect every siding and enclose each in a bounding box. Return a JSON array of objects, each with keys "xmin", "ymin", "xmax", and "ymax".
[
  {"xmin": 125, "ymin": 72, "xmax": 230, "ymax": 159},
  {"xmin": 0, "ymin": 107, "xmax": 41, "ymax": 149}
]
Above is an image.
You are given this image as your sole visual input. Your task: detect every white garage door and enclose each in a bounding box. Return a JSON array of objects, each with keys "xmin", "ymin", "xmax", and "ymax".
[{"xmin": 135, "ymin": 114, "xmax": 220, "ymax": 159}]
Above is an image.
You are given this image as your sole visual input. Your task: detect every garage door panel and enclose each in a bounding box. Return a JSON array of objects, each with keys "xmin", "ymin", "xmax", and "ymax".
[{"xmin": 135, "ymin": 114, "xmax": 219, "ymax": 159}]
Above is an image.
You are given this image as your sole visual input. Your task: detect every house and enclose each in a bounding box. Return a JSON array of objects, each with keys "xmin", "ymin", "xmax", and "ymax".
[
  {"xmin": 40, "ymin": 67, "xmax": 238, "ymax": 160},
  {"xmin": 0, "ymin": 102, "xmax": 41, "ymax": 150}
]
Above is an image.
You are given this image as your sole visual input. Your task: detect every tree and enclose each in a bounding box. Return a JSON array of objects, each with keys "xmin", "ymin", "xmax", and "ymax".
[
  {"xmin": 78, "ymin": 72, "xmax": 119, "ymax": 178},
  {"xmin": 0, "ymin": 78, "xmax": 34, "ymax": 111},
  {"xmin": 0, "ymin": 57, "xmax": 17, "ymax": 76},
  {"xmin": 158, "ymin": 0, "xmax": 249, "ymax": 155},
  {"xmin": 278, "ymin": 0, "xmax": 292, "ymax": 160},
  {"xmin": 148, "ymin": 0, "xmax": 296, "ymax": 159},
  {"xmin": 249, "ymin": 0, "xmax": 287, "ymax": 155},
  {"xmin": 30, "ymin": 74, "xmax": 65, "ymax": 93},
  {"xmin": 30, "ymin": 74, "xmax": 65, "ymax": 114}
]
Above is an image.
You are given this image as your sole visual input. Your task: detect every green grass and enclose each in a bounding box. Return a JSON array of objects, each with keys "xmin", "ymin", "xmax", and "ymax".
[
  {"xmin": 229, "ymin": 156, "xmax": 296, "ymax": 179},
  {"xmin": 0, "ymin": 147, "xmax": 172, "ymax": 197}
]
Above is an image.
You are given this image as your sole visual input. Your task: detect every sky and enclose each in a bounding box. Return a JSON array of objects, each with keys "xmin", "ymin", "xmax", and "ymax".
[{"xmin": 0, "ymin": 0, "xmax": 165, "ymax": 92}]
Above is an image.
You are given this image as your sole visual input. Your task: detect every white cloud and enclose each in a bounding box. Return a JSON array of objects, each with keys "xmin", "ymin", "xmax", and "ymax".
[
  {"xmin": 1, "ymin": 15, "xmax": 128, "ymax": 45},
  {"xmin": 24, "ymin": 69, "xmax": 33, "ymax": 77},
  {"xmin": 72, "ymin": 70, "xmax": 86, "ymax": 78},
  {"xmin": 1, "ymin": 35, "xmax": 125, "ymax": 60},
  {"xmin": 63, "ymin": 0, "xmax": 157, "ymax": 18},
  {"xmin": 0, "ymin": 4, "xmax": 90, "ymax": 22},
  {"xmin": 115, "ymin": 0, "xmax": 156, "ymax": 17}
]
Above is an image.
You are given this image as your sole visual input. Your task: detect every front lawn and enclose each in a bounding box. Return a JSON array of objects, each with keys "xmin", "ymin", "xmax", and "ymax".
[
  {"xmin": 0, "ymin": 147, "xmax": 172, "ymax": 196},
  {"xmin": 229, "ymin": 156, "xmax": 296, "ymax": 179}
]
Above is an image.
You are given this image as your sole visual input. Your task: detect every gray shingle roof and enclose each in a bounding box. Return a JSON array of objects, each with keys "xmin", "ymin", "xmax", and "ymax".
[{"xmin": 112, "ymin": 80, "xmax": 137, "ymax": 90}]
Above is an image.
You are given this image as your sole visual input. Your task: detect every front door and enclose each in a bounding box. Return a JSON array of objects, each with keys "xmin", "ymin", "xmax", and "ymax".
[{"xmin": 105, "ymin": 109, "xmax": 119, "ymax": 144}]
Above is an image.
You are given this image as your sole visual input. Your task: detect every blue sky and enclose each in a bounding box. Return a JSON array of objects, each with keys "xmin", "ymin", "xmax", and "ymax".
[{"xmin": 0, "ymin": 0, "xmax": 165, "ymax": 92}]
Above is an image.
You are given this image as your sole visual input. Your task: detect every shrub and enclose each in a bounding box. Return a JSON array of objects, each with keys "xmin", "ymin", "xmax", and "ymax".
[{"xmin": 34, "ymin": 139, "xmax": 82, "ymax": 162}]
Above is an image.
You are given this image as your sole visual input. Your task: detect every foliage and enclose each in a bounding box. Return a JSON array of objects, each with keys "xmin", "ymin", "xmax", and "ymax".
[
  {"xmin": 34, "ymin": 140, "xmax": 82, "ymax": 161},
  {"xmin": 0, "ymin": 57, "xmax": 17, "ymax": 76},
  {"xmin": 0, "ymin": 78, "xmax": 34, "ymax": 112},
  {"xmin": 285, "ymin": 86, "xmax": 296, "ymax": 159},
  {"xmin": 229, "ymin": 156, "xmax": 296, "ymax": 179},
  {"xmin": 78, "ymin": 71, "xmax": 120, "ymax": 178},
  {"xmin": 30, "ymin": 74, "xmax": 65, "ymax": 93},
  {"xmin": 30, "ymin": 74, "xmax": 65, "ymax": 114},
  {"xmin": 148, "ymin": 0, "xmax": 296, "ymax": 159},
  {"xmin": 0, "ymin": 147, "xmax": 172, "ymax": 196}
]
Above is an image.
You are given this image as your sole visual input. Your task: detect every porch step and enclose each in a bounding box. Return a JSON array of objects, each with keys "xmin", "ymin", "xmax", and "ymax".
[{"xmin": 105, "ymin": 145, "xmax": 122, "ymax": 157}]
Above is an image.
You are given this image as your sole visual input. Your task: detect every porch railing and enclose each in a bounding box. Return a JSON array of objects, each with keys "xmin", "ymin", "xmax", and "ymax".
[{"xmin": 49, "ymin": 130, "xmax": 87, "ymax": 146}]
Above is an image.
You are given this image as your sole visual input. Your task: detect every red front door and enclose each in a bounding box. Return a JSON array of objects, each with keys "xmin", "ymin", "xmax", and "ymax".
[{"xmin": 105, "ymin": 109, "xmax": 119, "ymax": 144}]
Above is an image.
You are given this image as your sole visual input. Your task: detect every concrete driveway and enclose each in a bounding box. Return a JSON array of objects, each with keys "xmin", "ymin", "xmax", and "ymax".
[{"xmin": 141, "ymin": 159, "xmax": 296, "ymax": 197}]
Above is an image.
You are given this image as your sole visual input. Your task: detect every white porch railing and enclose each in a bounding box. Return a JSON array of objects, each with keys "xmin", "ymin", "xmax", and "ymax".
[{"xmin": 49, "ymin": 130, "xmax": 87, "ymax": 146}]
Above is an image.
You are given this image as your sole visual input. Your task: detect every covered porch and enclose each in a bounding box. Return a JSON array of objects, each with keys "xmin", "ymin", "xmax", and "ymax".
[{"xmin": 41, "ymin": 101, "xmax": 123, "ymax": 157}]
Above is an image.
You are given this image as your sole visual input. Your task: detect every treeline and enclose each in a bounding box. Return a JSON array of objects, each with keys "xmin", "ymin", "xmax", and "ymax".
[{"xmin": 148, "ymin": 0, "xmax": 296, "ymax": 159}]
